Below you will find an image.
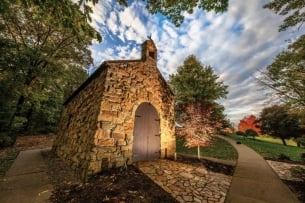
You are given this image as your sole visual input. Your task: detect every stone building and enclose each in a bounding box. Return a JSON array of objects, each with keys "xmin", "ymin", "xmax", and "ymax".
[{"xmin": 53, "ymin": 40, "xmax": 176, "ymax": 178}]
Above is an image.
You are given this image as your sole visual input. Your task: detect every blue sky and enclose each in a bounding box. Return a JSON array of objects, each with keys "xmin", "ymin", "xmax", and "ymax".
[{"xmin": 88, "ymin": 0, "xmax": 304, "ymax": 126}]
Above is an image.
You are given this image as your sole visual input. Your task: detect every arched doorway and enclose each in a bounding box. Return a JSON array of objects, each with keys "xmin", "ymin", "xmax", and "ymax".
[{"xmin": 132, "ymin": 103, "xmax": 160, "ymax": 162}]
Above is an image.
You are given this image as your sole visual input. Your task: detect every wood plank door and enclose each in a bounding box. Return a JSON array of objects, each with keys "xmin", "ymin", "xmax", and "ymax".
[{"xmin": 132, "ymin": 103, "xmax": 160, "ymax": 162}]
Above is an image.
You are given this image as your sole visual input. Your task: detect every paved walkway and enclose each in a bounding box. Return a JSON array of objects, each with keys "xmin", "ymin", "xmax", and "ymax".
[
  {"xmin": 138, "ymin": 159, "xmax": 232, "ymax": 203},
  {"xmin": 0, "ymin": 148, "xmax": 52, "ymax": 203},
  {"xmin": 0, "ymin": 138, "xmax": 301, "ymax": 203},
  {"xmin": 218, "ymin": 135, "xmax": 299, "ymax": 203}
]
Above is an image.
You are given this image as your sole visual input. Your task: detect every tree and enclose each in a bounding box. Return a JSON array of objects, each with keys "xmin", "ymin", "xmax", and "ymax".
[
  {"xmin": 175, "ymin": 101, "xmax": 226, "ymax": 158},
  {"xmin": 175, "ymin": 101, "xmax": 227, "ymax": 148},
  {"xmin": 0, "ymin": 0, "xmax": 102, "ymax": 41},
  {"xmin": 237, "ymin": 115, "xmax": 261, "ymax": 135},
  {"xmin": 262, "ymin": 1, "xmax": 305, "ymax": 110},
  {"xmin": 258, "ymin": 35, "xmax": 305, "ymax": 107},
  {"xmin": 259, "ymin": 105, "xmax": 301, "ymax": 145},
  {"xmin": 0, "ymin": 1, "xmax": 94, "ymax": 134},
  {"xmin": 169, "ymin": 55, "xmax": 228, "ymax": 103},
  {"xmin": 0, "ymin": 0, "xmax": 229, "ymax": 28},
  {"xmin": 264, "ymin": 0, "xmax": 305, "ymax": 31},
  {"xmin": 169, "ymin": 55, "xmax": 228, "ymax": 148},
  {"xmin": 146, "ymin": 0, "xmax": 229, "ymax": 26},
  {"xmin": 245, "ymin": 129, "xmax": 258, "ymax": 139}
]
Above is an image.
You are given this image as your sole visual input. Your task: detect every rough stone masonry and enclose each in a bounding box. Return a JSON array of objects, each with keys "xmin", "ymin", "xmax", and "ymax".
[{"xmin": 53, "ymin": 40, "xmax": 176, "ymax": 179}]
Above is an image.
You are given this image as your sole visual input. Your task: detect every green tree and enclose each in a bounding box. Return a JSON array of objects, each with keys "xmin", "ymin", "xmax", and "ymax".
[
  {"xmin": 210, "ymin": 102, "xmax": 232, "ymax": 132},
  {"xmin": 259, "ymin": 105, "xmax": 301, "ymax": 146},
  {"xmin": 258, "ymin": 35, "xmax": 305, "ymax": 107},
  {"xmin": 169, "ymin": 55, "xmax": 228, "ymax": 103},
  {"xmin": 245, "ymin": 129, "xmax": 258, "ymax": 139},
  {"xmin": 169, "ymin": 55, "xmax": 228, "ymax": 147},
  {"xmin": 0, "ymin": 0, "xmax": 229, "ymax": 28},
  {"xmin": 264, "ymin": 0, "xmax": 305, "ymax": 31},
  {"xmin": 0, "ymin": 1, "xmax": 93, "ymax": 134},
  {"xmin": 146, "ymin": 0, "xmax": 228, "ymax": 26},
  {"xmin": 0, "ymin": 0, "xmax": 102, "ymax": 41}
]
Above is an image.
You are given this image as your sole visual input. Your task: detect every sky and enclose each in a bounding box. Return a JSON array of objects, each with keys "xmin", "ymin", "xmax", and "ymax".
[{"xmin": 87, "ymin": 0, "xmax": 305, "ymax": 126}]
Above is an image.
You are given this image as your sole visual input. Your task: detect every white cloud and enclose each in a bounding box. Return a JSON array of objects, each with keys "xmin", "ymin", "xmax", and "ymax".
[
  {"xmin": 117, "ymin": 2, "xmax": 149, "ymax": 43},
  {"xmin": 107, "ymin": 11, "xmax": 119, "ymax": 34},
  {"xmin": 90, "ymin": 0, "xmax": 305, "ymax": 125},
  {"xmin": 162, "ymin": 22, "xmax": 178, "ymax": 39},
  {"xmin": 89, "ymin": 0, "xmax": 112, "ymax": 31}
]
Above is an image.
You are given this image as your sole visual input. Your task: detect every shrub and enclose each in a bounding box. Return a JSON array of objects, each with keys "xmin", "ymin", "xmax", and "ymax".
[
  {"xmin": 290, "ymin": 166, "xmax": 305, "ymax": 181},
  {"xmin": 301, "ymin": 153, "xmax": 305, "ymax": 162},
  {"xmin": 296, "ymin": 137, "xmax": 305, "ymax": 147},
  {"xmin": 245, "ymin": 129, "xmax": 258, "ymax": 139},
  {"xmin": 0, "ymin": 134, "xmax": 15, "ymax": 148},
  {"xmin": 278, "ymin": 153, "xmax": 291, "ymax": 161},
  {"xmin": 220, "ymin": 128, "xmax": 235, "ymax": 136},
  {"xmin": 11, "ymin": 116, "xmax": 27, "ymax": 134},
  {"xmin": 236, "ymin": 131, "xmax": 244, "ymax": 136}
]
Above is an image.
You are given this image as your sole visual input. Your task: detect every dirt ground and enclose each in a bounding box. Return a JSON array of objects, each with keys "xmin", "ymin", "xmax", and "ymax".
[
  {"xmin": 283, "ymin": 180, "xmax": 305, "ymax": 203},
  {"xmin": 0, "ymin": 134, "xmax": 55, "ymax": 157},
  {"xmin": 1, "ymin": 135, "xmax": 305, "ymax": 202},
  {"xmin": 42, "ymin": 149, "xmax": 235, "ymax": 203},
  {"xmin": 45, "ymin": 153, "xmax": 179, "ymax": 203},
  {"xmin": 14, "ymin": 134, "xmax": 56, "ymax": 150},
  {"xmin": 0, "ymin": 135, "xmax": 55, "ymax": 178}
]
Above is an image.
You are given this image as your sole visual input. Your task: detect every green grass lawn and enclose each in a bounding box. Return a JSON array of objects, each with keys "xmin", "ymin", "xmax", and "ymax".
[
  {"xmin": 255, "ymin": 135, "xmax": 297, "ymax": 147},
  {"xmin": 227, "ymin": 134, "xmax": 305, "ymax": 162},
  {"xmin": 176, "ymin": 135, "xmax": 238, "ymax": 161}
]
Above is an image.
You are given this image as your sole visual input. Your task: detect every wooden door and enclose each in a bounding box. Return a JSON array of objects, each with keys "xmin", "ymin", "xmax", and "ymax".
[{"xmin": 132, "ymin": 103, "xmax": 160, "ymax": 162}]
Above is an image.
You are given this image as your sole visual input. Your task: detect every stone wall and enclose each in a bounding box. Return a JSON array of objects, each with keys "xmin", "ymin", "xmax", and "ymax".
[
  {"xmin": 53, "ymin": 40, "xmax": 175, "ymax": 179},
  {"xmin": 91, "ymin": 59, "xmax": 175, "ymax": 172},
  {"xmin": 53, "ymin": 67, "xmax": 108, "ymax": 177}
]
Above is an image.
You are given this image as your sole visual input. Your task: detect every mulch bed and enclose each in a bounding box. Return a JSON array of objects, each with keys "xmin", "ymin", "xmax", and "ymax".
[
  {"xmin": 283, "ymin": 180, "xmax": 305, "ymax": 203},
  {"xmin": 50, "ymin": 166, "xmax": 179, "ymax": 203},
  {"xmin": 43, "ymin": 150, "xmax": 178, "ymax": 203},
  {"xmin": 13, "ymin": 134, "xmax": 55, "ymax": 150}
]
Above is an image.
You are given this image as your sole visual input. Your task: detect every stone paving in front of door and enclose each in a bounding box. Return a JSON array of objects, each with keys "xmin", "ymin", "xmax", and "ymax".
[{"xmin": 138, "ymin": 159, "xmax": 232, "ymax": 203}]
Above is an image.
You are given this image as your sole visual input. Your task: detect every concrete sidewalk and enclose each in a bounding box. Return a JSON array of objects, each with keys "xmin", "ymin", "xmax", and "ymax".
[
  {"xmin": 0, "ymin": 148, "xmax": 52, "ymax": 203},
  {"xmin": 218, "ymin": 136, "xmax": 299, "ymax": 203}
]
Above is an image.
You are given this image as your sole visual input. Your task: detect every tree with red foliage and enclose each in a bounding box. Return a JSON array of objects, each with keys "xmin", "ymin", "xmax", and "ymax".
[{"xmin": 237, "ymin": 115, "xmax": 261, "ymax": 135}]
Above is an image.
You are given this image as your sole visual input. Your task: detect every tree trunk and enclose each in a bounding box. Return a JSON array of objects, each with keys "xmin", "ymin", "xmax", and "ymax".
[
  {"xmin": 8, "ymin": 95, "xmax": 25, "ymax": 131},
  {"xmin": 24, "ymin": 107, "xmax": 34, "ymax": 132},
  {"xmin": 8, "ymin": 70, "xmax": 38, "ymax": 132},
  {"xmin": 197, "ymin": 145, "xmax": 201, "ymax": 159},
  {"xmin": 280, "ymin": 137, "xmax": 287, "ymax": 146}
]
